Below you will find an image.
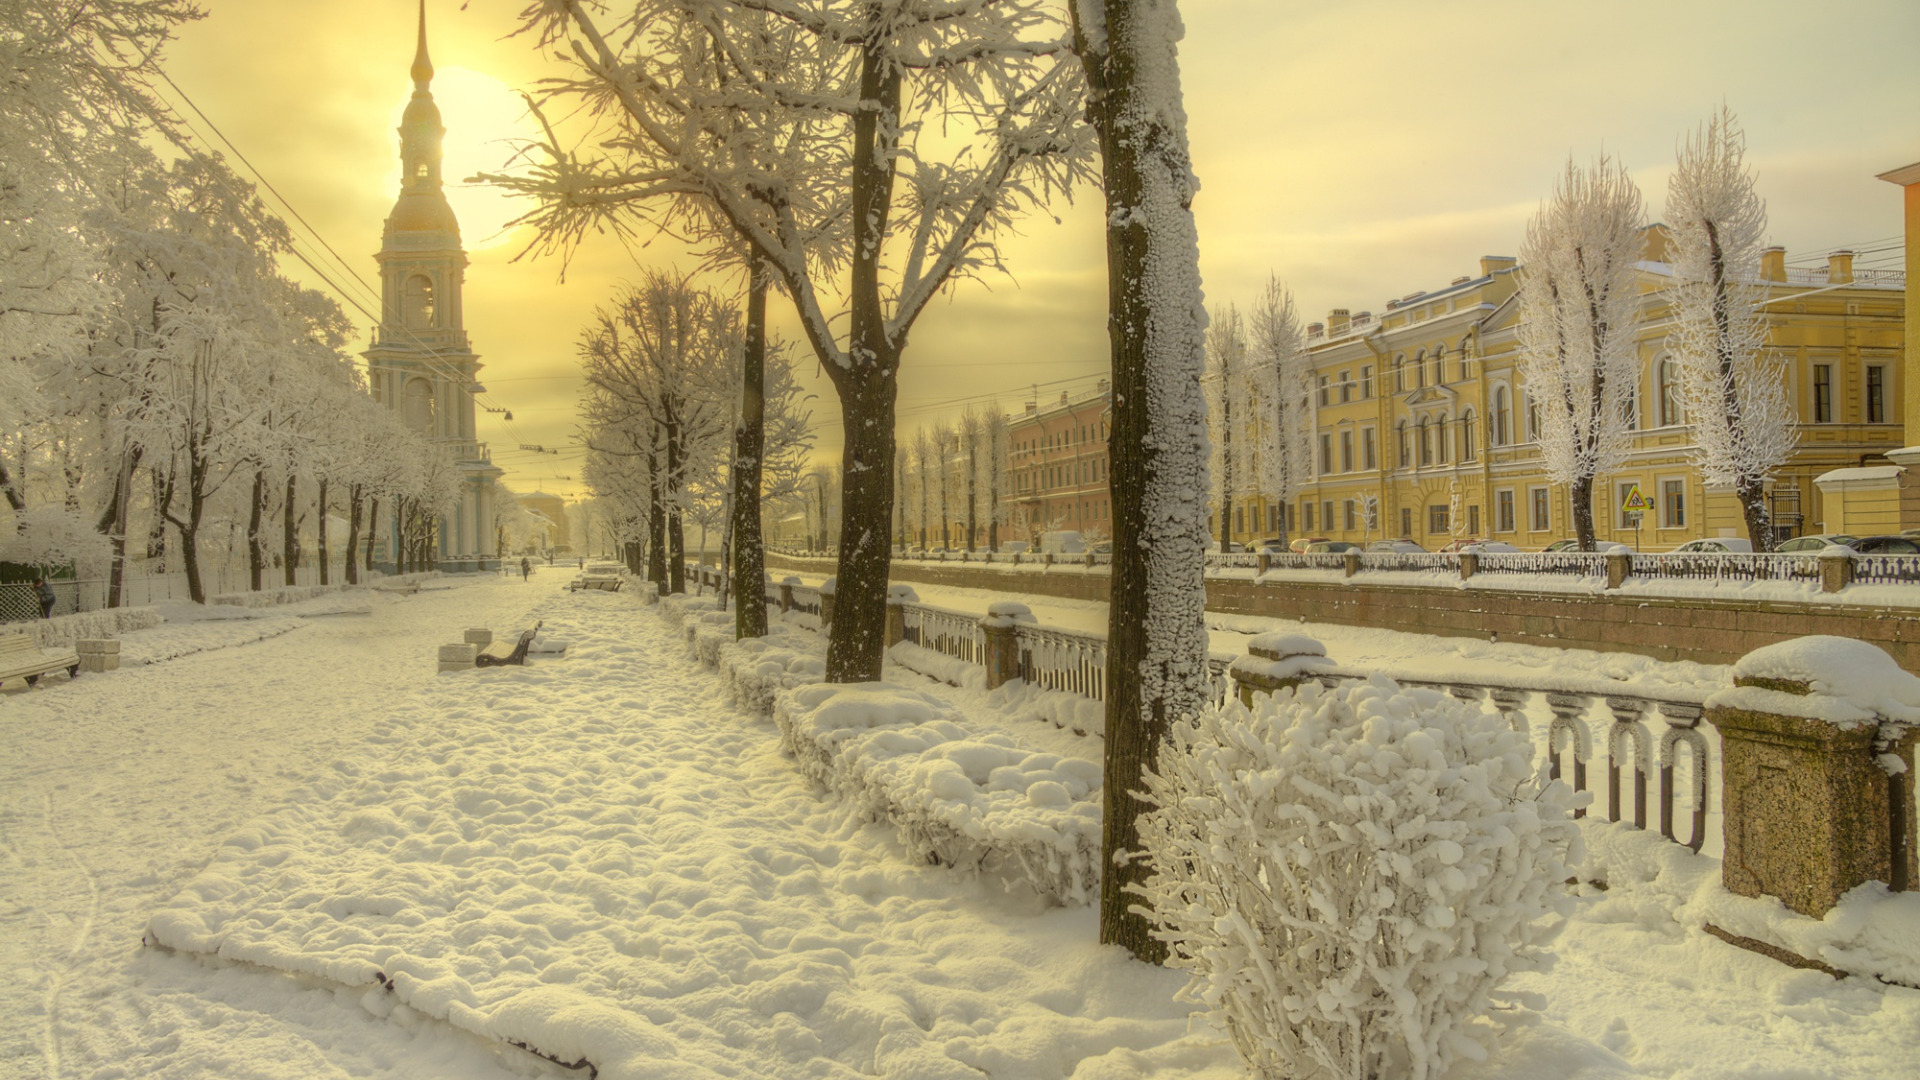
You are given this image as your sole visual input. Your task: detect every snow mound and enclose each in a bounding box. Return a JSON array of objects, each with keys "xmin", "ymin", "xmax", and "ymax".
[
  {"xmin": 1714, "ymin": 635, "xmax": 1920, "ymax": 728},
  {"xmin": 774, "ymin": 681, "xmax": 1103, "ymax": 905}
]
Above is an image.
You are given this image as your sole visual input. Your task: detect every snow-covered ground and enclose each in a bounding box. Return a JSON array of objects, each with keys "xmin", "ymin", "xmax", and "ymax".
[{"xmin": 3, "ymin": 572, "xmax": 1916, "ymax": 1078}]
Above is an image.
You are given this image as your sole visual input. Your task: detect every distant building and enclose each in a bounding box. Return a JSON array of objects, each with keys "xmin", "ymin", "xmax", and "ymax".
[
  {"xmin": 517, "ymin": 491, "xmax": 571, "ymax": 551},
  {"xmin": 1007, "ymin": 381, "xmax": 1113, "ymax": 542},
  {"xmin": 363, "ymin": 4, "xmax": 501, "ymax": 571},
  {"xmin": 1214, "ymin": 233, "xmax": 1904, "ymax": 549}
]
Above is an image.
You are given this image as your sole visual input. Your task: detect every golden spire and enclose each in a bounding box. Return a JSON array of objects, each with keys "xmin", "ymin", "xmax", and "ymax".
[{"xmin": 410, "ymin": 0, "xmax": 434, "ymax": 89}]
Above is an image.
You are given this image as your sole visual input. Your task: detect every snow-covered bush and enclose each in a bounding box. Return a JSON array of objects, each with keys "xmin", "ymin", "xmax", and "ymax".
[
  {"xmin": 1137, "ymin": 676, "xmax": 1580, "ymax": 1080},
  {"xmin": 27, "ymin": 606, "xmax": 164, "ymax": 648}
]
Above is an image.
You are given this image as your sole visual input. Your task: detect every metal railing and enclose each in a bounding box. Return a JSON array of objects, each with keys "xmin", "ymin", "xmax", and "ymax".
[
  {"xmin": 1852, "ymin": 554, "xmax": 1920, "ymax": 585},
  {"xmin": 1627, "ymin": 551, "xmax": 1822, "ymax": 583},
  {"xmin": 901, "ymin": 603, "xmax": 985, "ymax": 666}
]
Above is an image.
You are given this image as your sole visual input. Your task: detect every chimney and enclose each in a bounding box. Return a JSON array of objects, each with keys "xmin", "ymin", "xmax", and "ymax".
[
  {"xmin": 1640, "ymin": 223, "xmax": 1672, "ymax": 264},
  {"xmin": 1025, "ymin": 401, "xmax": 1036, "ymax": 415},
  {"xmin": 1096, "ymin": 377, "xmax": 1110, "ymax": 394},
  {"xmin": 1828, "ymin": 250, "xmax": 1855, "ymax": 284},
  {"xmin": 1760, "ymin": 246, "xmax": 1787, "ymax": 282},
  {"xmin": 1384, "ymin": 299, "xmax": 1400, "ymax": 311},
  {"xmin": 1307, "ymin": 322, "xmax": 1325, "ymax": 337},
  {"xmin": 1059, "ymin": 390, "xmax": 1069, "ymax": 405},
  {"xmin": 1327, "ymin": 308, "xmax": 1351, "ymax": 337},
  {"xmin": 1479, "ymin": 255, "xmax": 1517, "ymax": 277}
]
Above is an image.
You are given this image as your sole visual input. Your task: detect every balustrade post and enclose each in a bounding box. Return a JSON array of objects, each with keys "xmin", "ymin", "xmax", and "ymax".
[
  {"xmin": 1545, "ymin": 693, "xmax": 1594, "ymax": 816},
  {"xmin": 1343, "ymin": 548, "xmax": 1361, "ymax": 578},
  {"xmin": 779, "ymin": 576, "xmax": 797, "ymax": 613},
  {"xmin": 980, "ymin": 601, "xmax": 1033, "ymax": 690},
  {"xmin": 818, "ymin": 577, "xmax": 836, "ymax": 630},
  {"xmin": 1228, "ymin": 634, "xmax": 1331, "ymax": 706},
  {"xmin": 1604, "ymin": 697, "xmax": 1653, "ymax": 829},
  {"xmin": 1819, "ymin": 546, "xmax": 1854, "ymax": 593},
  {"xmin": 1256, "ymin": 552, "xmax": 1270, "ymax": 575},
  {"xmin": 1655, "ymin": 701, "xmax": 1709, "ymax": 851},
  {"xmin": 1708, "ymin": 637, "xmax": 1918, "ymax": 918},
  {"xmin": 1490, "ymin": 687, "xmax": 1529, "ymax": 734},
  {"xmin": 1459, "ymin": 551, "xmax": 1478, "ymax": 580}
]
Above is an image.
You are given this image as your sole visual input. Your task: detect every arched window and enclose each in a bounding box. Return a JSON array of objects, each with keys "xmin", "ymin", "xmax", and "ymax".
[
  {"xmin": 1415, "ymin": 350, "xmax": 1428, "ymax": 389},
  {"xmin": 1393, "ymin": 355, "xmax": 1406, "ymax": 394},
  {"xmin": 403, "ymin": 274, "xmax": 436, "ymax": 329},
  {"xmin": 402, "ymin": 376, "xmax": 434, "ymax": 433},
  {"xmin": 1436, "ymin": 413, "xmax": 1450, "ymax": 464},
  {"xmin": 1526, "ymin": 398, "xmax": 1542, "ymax": 442},
  {"xmin": 1622, "ymin": 380, "xmax": 1639, "ymax": 431},
  {"xmin": 1460, "ymin": 409, "xmax": 1477, "ymax": 462},
  {"xmin": 1397, "ymin": 420, "xmax": 1409, "ymax": 468},
  {"xmin": 1658, "ymin": 359, "xmax": 1682, "ymax": 426},
  {"xmin": 1458, "ymin": 340, "xmax": 1473, "ymax": 382},
  {"xmin": 1431, "ymin": 345, "xmax": 1447, "ymax": 386},
  {"xmin": 1418, "ymin": 417, "xmax": 1433, "ymax": 466},
  {"xmin": 1492, "ymin": 386, "xmax": 1511, "ymax": 447}
]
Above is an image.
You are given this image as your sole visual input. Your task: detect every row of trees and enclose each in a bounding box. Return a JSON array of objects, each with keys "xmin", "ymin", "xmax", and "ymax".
[
  {"xmin": 1203, "ymin": 277, "xmax": 1313, "ymax": 550},
  {"xmin": 895, "ymin": 408, "xmax": 1014, "ymax": 552},
  {"xmin": 2, "ymin": 3, "xmax": 457, "ymax": 602},
  {"xmin": 1519, "ymin": 107, "xmax": 1789, "ymax": 551}
]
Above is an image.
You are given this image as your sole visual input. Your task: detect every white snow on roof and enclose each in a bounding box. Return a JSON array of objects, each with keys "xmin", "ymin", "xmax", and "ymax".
[{"xmin": 1814, "ymin": 465, "xmax": 1904, "ymax": 485}]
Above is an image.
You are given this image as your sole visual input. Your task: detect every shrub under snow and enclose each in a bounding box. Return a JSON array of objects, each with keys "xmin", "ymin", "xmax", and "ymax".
[{"xmin": 1137, "ymin": 676, "xmax": 1580, "ymax": 1080}]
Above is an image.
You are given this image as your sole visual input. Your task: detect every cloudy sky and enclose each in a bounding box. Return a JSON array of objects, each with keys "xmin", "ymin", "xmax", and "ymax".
[{"xmin": 160, "ymin": 0, "xmax": 1918, "ymax": 498}]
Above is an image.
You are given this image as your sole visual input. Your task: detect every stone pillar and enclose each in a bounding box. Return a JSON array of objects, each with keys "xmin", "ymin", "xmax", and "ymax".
[
  {"xmin": 1228, "ymin": 634, "xmax": 1331, "ymax": 706},
  {"xmin": 438, "ymin": 642, "xmax": 478, "ymax": 673},
  {"xmin": 1343, "ymin": 548, "xmax": 1361, "ymax": 578},
  {"xmin": 1459, "ymin": 551, "xmax": 1478, "ymax": 580},
  {"xmin": 818, "ymin": 576, "xmax": 836, "ymax": 630},
  {"xmin": 1605, "ymin": 550, "xmax": 1631, "ymax": 590},
  {"xmin": 464, "ymin": 627, "xmax": 493, "ymax": 649},
  {"xmin": 885, "ymin": 584, "xmax": 917, "ymax": 649},
  {"xmin": 1708, "ymin": 637, "xmax": 1919, "ymax": 918},
  {"xmin": 1819, "ymin": 546, "xmax": 1854, "ymax": 593},
  {"xmin": 980, "ymin": 601, "xmax": 1033, "ymax": 690},
  {"xmin": 779, "ymin": 576, "xmax": 797, "ymax": 613},
  {"xmin": 76, "ymin": 638, "xmax": 120, "ymax": 673}
]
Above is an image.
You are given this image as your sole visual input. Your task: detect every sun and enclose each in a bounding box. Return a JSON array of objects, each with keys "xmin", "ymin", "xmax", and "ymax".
[{"xmin": 386, "ymin": 65, "xmax": 540, "ymax": 252}]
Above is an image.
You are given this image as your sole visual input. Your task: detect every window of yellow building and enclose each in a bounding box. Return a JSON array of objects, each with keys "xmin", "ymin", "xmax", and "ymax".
[{"xmin": 1496, "ymin": 489, "xmax": 1515, "ymax": 533}]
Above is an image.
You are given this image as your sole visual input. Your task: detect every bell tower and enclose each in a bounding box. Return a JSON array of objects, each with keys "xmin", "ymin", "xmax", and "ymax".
[{"xmin": 363, "ymin": 0, "xmax": 502, "ymax": 571}]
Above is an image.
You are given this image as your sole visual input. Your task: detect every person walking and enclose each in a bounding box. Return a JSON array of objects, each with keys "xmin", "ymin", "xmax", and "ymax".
[
  {"xmin": 32, "ymin": 577, "xmax": 56, "ymax": 619},
  {"xmin": 520, "ymin": 557, "xmax": 530, "ymax": 582}
]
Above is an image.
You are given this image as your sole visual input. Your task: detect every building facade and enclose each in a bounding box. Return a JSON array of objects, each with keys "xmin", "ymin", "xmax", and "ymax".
[
  {"xmin": 1008, "ymin": 381, "xmax": 1114, "ymax": 543},
  {"xmin": 1212, "ymin": 235, "xmax": 1905, "ymax": 550},
  {"xmin": 364, "ymin": 4, "xmax": 502, "ymax": 572}
]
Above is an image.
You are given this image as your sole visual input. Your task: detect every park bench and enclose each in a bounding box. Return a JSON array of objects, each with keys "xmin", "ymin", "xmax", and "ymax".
[
  {"xmin": 476, "ymin": 620, "xmax": 542, "ymax": 668},
  {"xmin": 374, "ymin": 580, "xmax": 421, "ymax": 596},
  {"xmin": 569, "ymin": 574, "xmax": 623, "ymax": 592},
  {"xmin": 0, "ymin": 632, "xmax": 80, "ymax": 687}
]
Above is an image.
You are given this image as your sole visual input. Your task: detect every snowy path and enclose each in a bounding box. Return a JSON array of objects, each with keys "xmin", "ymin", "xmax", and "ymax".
[{"xmin": 0, "ymin": 574, "xmax": 560, "ymax": 1080}]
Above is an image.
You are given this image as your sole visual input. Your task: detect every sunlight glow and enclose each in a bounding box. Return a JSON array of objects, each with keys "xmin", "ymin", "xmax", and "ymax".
[{"xmin": 385, "ymin": 66, "xmax": 539, "ymax": 252}]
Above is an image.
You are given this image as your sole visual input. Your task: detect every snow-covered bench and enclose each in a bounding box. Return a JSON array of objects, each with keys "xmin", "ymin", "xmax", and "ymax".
[
  {"xmin": 569, "ymin": 574, "xmax": 622, "ymax": 592},
  {"xmin": 0, "ymin": 632, "xmax": 80, "ymax": 687},
  {"xmin": 476, "ymin": 621, "xmax": 543, "ymax": 668},
  {"xmin": 374, "ymin": 581, "xmax": 421, "ymax": 596}
]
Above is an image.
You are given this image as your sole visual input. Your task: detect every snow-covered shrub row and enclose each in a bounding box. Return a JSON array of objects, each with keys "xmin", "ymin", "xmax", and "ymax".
[
  {"xmin": 1138, "ymin": 676, "xmax": 1580, "ymax": 1080},
  {"xmin": 24, "ymin": 606, "xmax": 164, "ymax": 648},
  {"xmin": 985, "ymin": 675, "xmax": 1105, "ymax": 737},
  {"xmin": 886, "ymin": 640, "xmax": 984, "ymax": 690},
  {"xmin": 774, "ymin": 681, "xmax": 1104, "ymax": 905},
  {"xmin": 715, "ymin": 634, "xmax": 825, "ymax": 714},
  {"xmin": 208, "ymin": 583, "xmax": 351, "ymax": 609}
]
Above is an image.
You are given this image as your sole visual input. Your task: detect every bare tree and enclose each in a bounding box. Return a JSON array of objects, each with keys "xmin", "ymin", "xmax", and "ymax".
[
  {"xmin": 958, "ymin": 408, "xmax": 983, "ymax": 551},
  {"xmin": 1516, "ymin": 154, "xmax": 1645, "ymax": 550},
  {"xmin": 1249, "ymin": 276, "xmax": 1309, "ymax": 544},
  {"xmin": 1071, "ymin": 0, "xmax": 1213, "ymax": 962},
  {"xmin": 1666, "ymin": 108, "xmax": 1793, "ymax": 551},
  {"xmin": 1204, "ymin": 304, "xmax": 1252, "ymax": 549},
  {"xmin": 983, "ymin": 403, "xmax": 1011, "ymax": 552}
]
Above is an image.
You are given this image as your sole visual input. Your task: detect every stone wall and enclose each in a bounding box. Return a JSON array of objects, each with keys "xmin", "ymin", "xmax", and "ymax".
[{"xmin": 764, "ymin": 552, "xmax": 1920, "ymax": 672}]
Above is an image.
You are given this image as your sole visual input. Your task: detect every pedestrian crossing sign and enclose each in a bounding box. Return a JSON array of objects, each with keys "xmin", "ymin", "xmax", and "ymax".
[{"xmin": 1621, "ymin": 484, "xmax": 1653, "ymax": 513}]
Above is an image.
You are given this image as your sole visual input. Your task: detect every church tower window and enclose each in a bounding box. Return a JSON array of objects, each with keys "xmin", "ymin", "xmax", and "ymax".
[{"xmin": 405, "ymin": 274, "xmax": 436, "ymax": 329}]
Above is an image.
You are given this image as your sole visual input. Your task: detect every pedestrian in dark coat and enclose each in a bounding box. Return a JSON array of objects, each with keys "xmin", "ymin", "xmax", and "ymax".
[
  {"xmin": 32, "ymin": 577, "xmax": 55, "ymax": 619},
  {"xmin": 520, "ymin": 557, "xmax": 531, "ymax": 581}
]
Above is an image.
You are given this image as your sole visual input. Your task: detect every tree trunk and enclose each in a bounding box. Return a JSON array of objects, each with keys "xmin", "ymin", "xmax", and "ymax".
[
  {"xmin": 732, "ymin": 261, "xmax": 770, "ymax": 639},
  {"xmin": 248, "ymin": 469, "xmax": 268, "ymax": 591},
  {"xmin": 283, "ymin": 473, "xmax": 300, "ymax": 587},
  {"xmin": 1076, "ymin": 0, "xmax": 1213, "ymax": 965},
  {"xmin": 1571, "ymin": 474, "xmax": 1597, "ymax": 551},
  {"xmin": 147, "ymin": 465, "xmax": 173, "ymax": 564},
  {"xmin": 317, "ymin": 477, "xmax": 330, "ymax": 586},
  {"xmin": 665, "ymin": 418, "xmax": 686, "ymax": 594},
  {"xmin": 647, "ymin": 438, "xmax": 668, "ymax": 595},
  {"xmin": 345, "ymin": 485, "xmax": 361, "ymax": 586},
  {"xmin": 1738, "ymin": 476, "xmax": 1770, "ymax": 552},
  {"xmin": 827, "ymin": 371, "xmax": 898, "ymax": 682},
  {"xmin": 100, "ymin": 443, "xmax": 142, "ymax": 609},
  {"xmin": 965, "ymin": 441, "xmax": 978, "ymax": 551},
  {"xmin": 365, "ymin": 496, "xmax": 380, "ymax": 575}
]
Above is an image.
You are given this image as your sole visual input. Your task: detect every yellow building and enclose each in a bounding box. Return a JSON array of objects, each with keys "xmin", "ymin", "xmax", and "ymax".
[{"xmin": 1213, "ymin": 234, "xmax": 1906, "ymax": 550}]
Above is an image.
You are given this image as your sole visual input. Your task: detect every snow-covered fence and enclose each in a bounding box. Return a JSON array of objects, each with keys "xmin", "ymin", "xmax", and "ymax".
[
  {"xmin": 1015, "ymin": 625, "xmax": 1108, "ymax": 702},
  {"xmin": 1357, "ymin": 551, "xmax": 1457, "ymax": 574},
  {"xmin": 1851, "ymin": 553, "xmax": 1920, "ymax": 585},
  {"xmin": 1627, "ymin": 551, "xmax": 1822, "ymax": 584},
  {"xmin": 1472, "ymin": 550, "xmax": 1609, "ymax": 577},
  {"xmin": 901, "ymin": 603, "xmax": 985, "ymax": 666}
]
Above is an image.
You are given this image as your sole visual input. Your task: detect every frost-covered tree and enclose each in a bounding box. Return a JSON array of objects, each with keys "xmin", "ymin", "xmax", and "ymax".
[
  {"xmin": 931, "ymin": 421, "xmax": 957, "ymax": 550},
  {"xmin": 982, "ymin": 404, "xmax": 1012, "ymax": 552},
  {"xmin": 1516, "ymin": 154, "xmax": 1645, "ymax": 551},
  {"xmin": 1204, "ymin": 304, "xmax": 1253, "ymax": 549},
  {"xmin": 1070, "ymin": 0, "xmax": 1214, "ymax": 961},
  {"xmin": 1249, "ymin": 276, "xmax": 1309, "ymax": 544},
  {"xmin": 491, "ymin": 0, "xmax": 1092, "ymax": 681},
  {"xmin": 958, "ymin": 408, "xmax": 983, "ymax": 551},
  {"xmin": 1666, "ymin": 108, "xmax": 1793, "ymax": 551}
]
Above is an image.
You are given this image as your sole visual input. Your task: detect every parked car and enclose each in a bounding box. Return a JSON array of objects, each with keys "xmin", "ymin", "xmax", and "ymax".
[
  {"xmin": 1206, "ymin": 541, "xmax": 1247, "ymax": 553},
  {"xmin": 1303, "ymin": 540, "xmax": 1360, "ymax": 554},
  {"xmin": 1368, "ymin": 538, "xmax": 1427, "ymax": 553},
  {"xmin": 1440, "ymin": 539, "xmax": 1502, "ymax": 553},
  {"xmin": 1541, "ymin": 539, "xmax": 1581, "ymax": 552},
  {"xmin": 1776, "ymin": 533, "xmax": 1857, "ymax": 553},
  {"xmin": 1461, "ymin": 541, "xmax": 1522, "ymax": 553},
  {"xmin": 1038, "ymin": 530, "xmax": 1085, "ymax": 555},
  {"xmin": 1667, "ymin": 537, "xmax": 1755, "ymax": 554},
  {"xmin": 1288, "ymin": 536, "xmax": 1331, "ymax": 553},
  {"xmin": 1252, "ymin": 538, "xmax": 1290, "ymax": 553},
  {"xmin": 1540, "ymin": 539, "xmax": 1633, "ymax": 553},
  {"xmin": 1088, "ymin": 541, "xmax": 1113, "ymax": 555},
  {"xmin": 1849, "ymin": 534, "xmax": 1920, "ymax": 554},
  {"xmin": 996, "ymin": 540, "xmax": 1029, "ymax": 554}
]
